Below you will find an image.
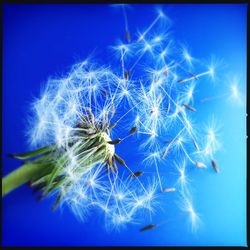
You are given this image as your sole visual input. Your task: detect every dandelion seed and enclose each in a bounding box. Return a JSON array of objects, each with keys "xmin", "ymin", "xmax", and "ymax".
[
  {"xmin": 101, "ymin": 89, "xmax": 108, "ymax": 97},
  {"xmin": 183, "ymin": 104, "xmax": 196, "ymax": 112},
  {"xmin": 114, "ymin": 154, "xmax": 127, "ymax": 167},
  {"xmin": 140, "ymin": 224, "xmax": 157, "ymax": 232},
  {"xmin": 125, "ymin": 30, "xmax": 131, "ymax": 43},
  {"xmin": 162, "ymin": 187, "xmax": 176, "ymax": 193},
  {"xmin": 124, "ymin": 70, "xmax": 130, "ymax": 80},
  {"xmin": 195, "ymin": 162, "xmax": 207, "ymax": 168},
  {"xmin": 129, "ymin": 171, "xmax": 144, "ymax": 178},
  {"xmin": 108, "ymin": 139, "xmax": 123, "ymax": 145},
  {"xmin": 129, "ymin": 126, "xmax": 137, "ymax": 135},
  {"xmin": 211, "ymin": 159, "xmax": 219, "ymax": 173}
]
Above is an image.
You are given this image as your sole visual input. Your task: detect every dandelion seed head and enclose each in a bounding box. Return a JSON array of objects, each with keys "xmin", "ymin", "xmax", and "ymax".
[{"xmin": 25, "ymin": 6, "xmax": 224, "ymax": 232}]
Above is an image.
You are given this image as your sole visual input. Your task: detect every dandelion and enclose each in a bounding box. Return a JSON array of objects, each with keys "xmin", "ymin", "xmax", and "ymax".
[{"xmin": 3, "ymin": 5, "xmax": 225, "ymax": 231}]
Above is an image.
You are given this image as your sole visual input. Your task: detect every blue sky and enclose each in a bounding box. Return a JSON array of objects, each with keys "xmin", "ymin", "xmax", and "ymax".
[{"xmin": 2, "ymin": 4, "xmax": 247, "ymax": 246}]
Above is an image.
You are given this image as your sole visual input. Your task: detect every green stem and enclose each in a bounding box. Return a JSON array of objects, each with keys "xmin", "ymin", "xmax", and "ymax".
[{"xmin": 2, "ymin": 163, "xmax": 47, "ymax": 197}]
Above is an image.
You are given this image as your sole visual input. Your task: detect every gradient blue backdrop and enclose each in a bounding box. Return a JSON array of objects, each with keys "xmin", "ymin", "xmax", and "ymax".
[{"xmin": 2, "ymin": 4, "xmax": 247, "ymax": 246}]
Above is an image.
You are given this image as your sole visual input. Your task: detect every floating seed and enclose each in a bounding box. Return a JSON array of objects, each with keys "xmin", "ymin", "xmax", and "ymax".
[
  {"xmin": 114, "ymin": 154, "xmax": 126, "ymax": 167},
  {"xmin": 52, "ymin": 192, "xmax": 63, "ymax": 211},
  {"xmin": 183, "ymin": 104, "xmax": 196, "ymax": 112},
  {"xmin": 108, "ymin": 139, "xmax": 122, "ymax": 145},
  {"xmin": 129, "ymin": 171, "xmax": 144, "ymax": 178},
  {"xmin": 125, "ymin": 70, "xmax": 130, "ymax": 80},
  {"xmin": 140, "ymin": 224, "xmax": 157, "ymax": 232},
  {"xmin": 195, "ymin": 162, "xmax": 207, "ymax": 168},
  {"xmin": 192, "ymin": 138, "xmax": 199, "ymax": 150},
  {"xmin": 109, "ymin": 122, "xmax": 118, "ymax": 130},
  {"xmin": 125, "ymin": 30, "xmax": 131, "ymax": 43},
  {"xmin": 211, "ymin": 159, "xmax": 219, "ymax": 173},
  {"xmin": 162, "ymin": 187, "xmax": 176, "ymax": 192},
  {"xmin": 101, "ymin": 89, "xmax": 108, "ymax": 97},
  {"xmin": 129, "ymin": 126, "xmax": 137, "ymax": 135},
  {"xmin": 177, "ymin": 78, "xmax": 186, "ymax": 83},
  {"xmin": 112, "ymin": 157, "xmax": 118, "ymax": 172}
]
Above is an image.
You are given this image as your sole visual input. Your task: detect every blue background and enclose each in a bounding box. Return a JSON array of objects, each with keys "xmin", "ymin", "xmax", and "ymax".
[{"xmin": 2, "ymin": 4, "xmax": 247, "ymax": 246}]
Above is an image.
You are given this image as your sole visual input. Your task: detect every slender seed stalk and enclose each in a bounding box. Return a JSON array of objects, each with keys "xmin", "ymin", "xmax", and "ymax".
[{"xmin": 2, "ymin": 163, "xmax": 48, "ymax": 196}]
